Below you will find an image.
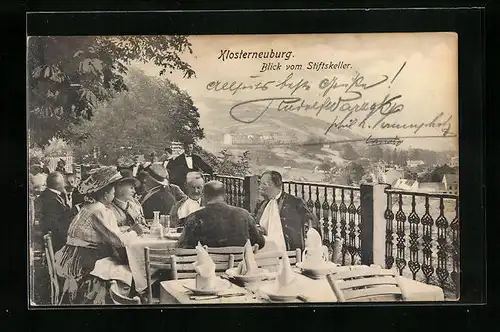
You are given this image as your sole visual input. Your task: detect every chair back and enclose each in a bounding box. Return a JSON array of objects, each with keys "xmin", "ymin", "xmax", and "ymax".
[
  {"xmin": 109, "ymin": 280, "xmax": 141, "ymax": 305},
  {"xmin": 43, "ymin": 232, "xmax": 59, "ymax": 305},
  {"xmin": 170, "ymin": 251, "xmax": 232, "ymax": 280},
  {"xmin": 254, "ymin": 249, "xmax": 302, "ymax": 273},
  {"xmin": 144, "ymin": 247, "xmax": 197, "ymax": 304},
  {"xmin": 326, "ymin": 265, "xmax": 406, "ymax": 302},
  {"xmin": 205, "ymin": 244, "xmax": 259, "ymax": 270}
]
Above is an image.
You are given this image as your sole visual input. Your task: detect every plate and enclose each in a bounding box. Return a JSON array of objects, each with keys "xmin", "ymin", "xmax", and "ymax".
[
  {"xmin": 296, "ymin": 261, "xmax": 338, "ymax": 276},
  {"xmin": 183, "ymin": 278, "xmax": 231, "ymax": 296},
  {"xmin": 260, "ymin": 283, "xmax": 301, "ymax": 302},
  {"xmin": 225, "ymin": 267, "xmax": 275, "ymax": 283}
]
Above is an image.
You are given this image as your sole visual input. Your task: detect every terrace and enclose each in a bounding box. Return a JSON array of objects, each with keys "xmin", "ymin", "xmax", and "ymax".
[{"xmin": 205, "ymin": 173, "xmax": 460, "ymax": 300}]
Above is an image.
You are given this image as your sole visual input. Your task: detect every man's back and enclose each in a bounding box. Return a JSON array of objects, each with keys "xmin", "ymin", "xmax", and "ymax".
[{"xmin": 177, "ymin": 202, "xmax": 265, "ymax": 249}]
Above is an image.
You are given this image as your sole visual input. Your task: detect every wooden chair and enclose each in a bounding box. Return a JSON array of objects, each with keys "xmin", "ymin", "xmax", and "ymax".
[
  {"xmin": 42, "ymin": 232, "xmax": 60, "ymax": 305},
  {"xmin": 205, "ymin": 244, "xmax": 259, "ymax": 270},
  {"xmin": 326, "ymin": 265, "xmax": 407, "ymax": 302},
  {"xmin": 144, "ymin": 247, "xmax": 197, "ymax": 304},
  {"xmin": 170, "ymin": 252, "xmax": 232, "ymax": 280},
  {"xmin": 109, "ymin": 280, "xmax": 141, "ymax": 305},
  {"xmin": 254, "ymin": 249, "xmax": 302, "ymax": 273}
]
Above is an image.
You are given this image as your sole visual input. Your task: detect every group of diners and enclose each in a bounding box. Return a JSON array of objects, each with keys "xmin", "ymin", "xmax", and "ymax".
[{"xmin": 31, "ymin": 144, "xmax": 320, "ymax": 305}]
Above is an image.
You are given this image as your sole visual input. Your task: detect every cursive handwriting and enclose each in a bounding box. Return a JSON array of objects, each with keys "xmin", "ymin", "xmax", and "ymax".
[
  {"xmin": 365, "ymin": 135, "xmax": 404, "ymax": 147},
  {"xmin": 208, "ymin": 62, "xmax": 455, "ymax": 139}
]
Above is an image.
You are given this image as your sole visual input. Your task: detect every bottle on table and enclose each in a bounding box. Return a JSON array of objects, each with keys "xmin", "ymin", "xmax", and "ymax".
[{"xmin": 150, "ymin": 211, "xmax": 164, "ymax": 238}]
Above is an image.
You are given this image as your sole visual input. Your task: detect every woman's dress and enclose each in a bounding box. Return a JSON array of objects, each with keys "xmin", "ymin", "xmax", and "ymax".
[{"xmin": 54, "ymin": 201, "xmax": 128, "ymax": 305}]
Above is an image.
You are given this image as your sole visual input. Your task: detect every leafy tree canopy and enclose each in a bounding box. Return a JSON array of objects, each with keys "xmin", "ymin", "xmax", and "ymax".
[
  {"xmin": 28, "ymin": 36, "xmax": 195, "ymax": 147},
  {"xmin": 69, "ymin": 68, "xmax": 204, "ymax": 165}
]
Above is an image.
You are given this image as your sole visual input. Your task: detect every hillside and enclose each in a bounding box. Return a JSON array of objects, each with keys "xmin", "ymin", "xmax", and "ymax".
[{"xmin": 194, "ymin": 97, "xmax": 364, "ymax": 180}]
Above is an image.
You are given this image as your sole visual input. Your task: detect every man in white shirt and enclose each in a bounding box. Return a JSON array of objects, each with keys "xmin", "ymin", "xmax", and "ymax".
[
  {"xmin": 169, "ymin": 172, "xmax": 204, "ymax": 227},
  {"xmin": 254, "ymin": 170, "xmax": 320, "ymax": 252}
]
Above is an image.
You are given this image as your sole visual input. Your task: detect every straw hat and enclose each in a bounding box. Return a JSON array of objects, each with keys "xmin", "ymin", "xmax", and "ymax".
[{"xmin": 78, "ymin": 166, "xmax": 123, "ymax": 195}]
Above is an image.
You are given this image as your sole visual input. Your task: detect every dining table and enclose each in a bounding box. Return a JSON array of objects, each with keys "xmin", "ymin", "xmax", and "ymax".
[
  {"xmin": 125, "ymin": 230, "xmax": 180, "ymax": 293},
  {"xmin": 159, "ymin": 265, "xmax": 445, "ymax": 304}
]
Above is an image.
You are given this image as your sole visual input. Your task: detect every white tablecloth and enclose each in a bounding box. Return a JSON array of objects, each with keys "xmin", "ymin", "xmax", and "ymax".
[{"xmin": 125, "ymin": 234, "xmax": 178, "ymax": 292}]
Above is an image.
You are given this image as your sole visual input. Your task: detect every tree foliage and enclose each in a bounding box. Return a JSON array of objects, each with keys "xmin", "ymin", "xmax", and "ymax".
[
  {"xmin": 341, "ymin": 143, "xmax": 359, "ymax": 161},
  {"xmin": 68, "ymin": 68, "xmax": 204, "ymax": 165},
  {"xmin": 194, "ymin": 147, "xmax": 251, "ymax": 177},
  {"xmin": 28, "ymin": 36, "xmax": 195, "ymax": 147}
]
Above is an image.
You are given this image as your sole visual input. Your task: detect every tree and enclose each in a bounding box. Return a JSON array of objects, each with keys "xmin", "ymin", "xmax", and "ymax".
[
  {"xmin": 367, "ymin": 146, "xmax": 383, "ymax": 162},
  {"xmin": 194, "ymin": 147, "xmax": 251, "ymax": 177},
  {"xmin": 68, "ymin": 68, "xmax": 204, "ymax": 165},
  {"xmin": 341, "ymin": 143, "xmax": 359, "ymax": 161},
  {"xmin": 28, "ymin": 36, "xmax": 195, "ymax": 147},
  {"xmin": 430, "ymin": 164, "xmax": 456, "ymax": 182}
]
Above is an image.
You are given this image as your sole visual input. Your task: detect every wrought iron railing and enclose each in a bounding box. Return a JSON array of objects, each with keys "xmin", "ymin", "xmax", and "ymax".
[
  {"xmin": 203, "ymin": 173, "xmax": 460, "ymax": 299},
  {"xmin": 204, "ymin": 174, "xmax": 246, "ymax": 209},
  {"xmin": 384, "ymin": 189, "xmax": 459, "ymax": 299},
  {"xmin": 282, "ymin": 180, "xmax": 362, "ymax": 265}
]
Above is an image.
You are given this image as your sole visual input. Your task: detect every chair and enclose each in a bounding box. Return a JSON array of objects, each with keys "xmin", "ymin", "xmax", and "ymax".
[
  {"xmin": 205, "ymin": 244, "xmax": 259, "ymax": 270},
  {"xmin": 109, "ymin": 280, "xmax": 141, "ymax": 305},
  {"xmin": 170, "ymin": 251, "xmax": 232, "ymax": 280},
  {"xmin": 326, "ymin": 265, "xmax": 407, "ymax": 302},
  {"xmin": 144, "ymin": 247, "xmax": 197, "ymax": 304},
  {"xmin": 43, "ymin": 232, "xmax": 60, "ymax": 305},
  {"xmin": 254, "ymin": 249, "xmax": 302, "ymax": 273}
]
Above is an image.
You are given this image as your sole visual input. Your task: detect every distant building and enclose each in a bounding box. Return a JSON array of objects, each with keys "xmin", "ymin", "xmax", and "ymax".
[
  {"xmin": 170, "ymin": 141, "xmax": 184, "ymax": 157},
  {"xmin": 392, "ymin": 178, "xmax": 419, "ymax": 191},
  {"xmin": 442, "ymin": 174, "xmax": 459, "ymax": 194},
  {"xmin": 223, "ymin": 134, "xmax": 233, "ymax": 145},
  {"xmin": 383, "ymin": 169, "xmax": 404, "ymax": 185},
  {"xmin": 407, "ymin": 160, "xmax": 425, "ymax": 168},
  {"xmin": 418, "ymin": 182, "xmax": 446, "ymax": 193},
  {"xmin": 449, "ymin": 156, "xmax": 459, "ymax": 168}
]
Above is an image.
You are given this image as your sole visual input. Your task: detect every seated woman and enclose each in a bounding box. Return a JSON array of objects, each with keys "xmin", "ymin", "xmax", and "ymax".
[
  {"xmin": 54, "ymin": 166, "xmax": 134, "ymax": 305},
  {"xmin": 109, "ymin": 169, "xmax": 147, "ymax": 234}
]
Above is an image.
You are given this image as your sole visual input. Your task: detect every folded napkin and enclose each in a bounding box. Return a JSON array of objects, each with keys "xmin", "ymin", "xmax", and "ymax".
[
  {"xmin": 275, "ymin": 254, "xmax": 296, "ymax": 294},
  {"xmin": 90, "ymin": 257, "xmax": 133, "ymax": 286},
  {"xmin": 193, "ymin": 242, "xmax": 217, "ymax": 290},
  {"xmin": 236, "ymin": 240, "xmax": 259, "ymax": 275},
  {"xmin": 302, "ymin": 228, "xmax": 326, "ymax": 268}
]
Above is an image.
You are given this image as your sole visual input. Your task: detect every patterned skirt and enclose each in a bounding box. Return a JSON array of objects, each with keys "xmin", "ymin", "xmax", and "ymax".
[{"xmin": 54, "ymin": 244, "xmax": 127, "ymax": 305}]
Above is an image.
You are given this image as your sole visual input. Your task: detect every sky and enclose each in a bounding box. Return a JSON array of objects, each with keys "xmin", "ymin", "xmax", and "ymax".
[{"xmin": 133, "ymin": 33, "xmax": 458, "ymax": 152}]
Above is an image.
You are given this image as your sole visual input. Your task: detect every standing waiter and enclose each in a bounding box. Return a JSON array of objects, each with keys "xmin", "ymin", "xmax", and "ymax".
[{"xmin": 167, "ymin": 139, "xmax": 214, "ymax": 190}]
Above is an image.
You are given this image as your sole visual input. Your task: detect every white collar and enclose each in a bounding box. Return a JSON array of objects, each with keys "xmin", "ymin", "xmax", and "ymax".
[
  {"xmin": 272, "ymin": 191, "xmax": 282, "ymax": 200},
  {"xmin": 187, "ymin": 197, "xmax": 201, "ymax": 204},
  {"xmin": 49, "ymin": 188, "xmax": 62, "ymax": 196}
]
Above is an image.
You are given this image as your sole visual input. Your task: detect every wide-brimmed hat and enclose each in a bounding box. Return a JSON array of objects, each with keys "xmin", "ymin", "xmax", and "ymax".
[
  {"xmin": 146, "ymin": 164, "xmax": 169, "ymax": 186},
  {"xmin": 78, "ymin": 166, "xmax": 123, "ymax": 195},
  {"xmin": 118, "ymin": 169, "xmax": 140, "ymax": 187}
]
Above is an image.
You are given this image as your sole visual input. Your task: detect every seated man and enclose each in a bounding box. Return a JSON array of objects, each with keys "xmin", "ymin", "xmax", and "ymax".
[
  {"xmin": 141, "ymin": 164, "xmax": 186, "ymax": 219},
  {"xmin": 169, "ymin": 172, "xmax": 204, "ymax": 228},
  {"xmin": 254, "ymin": 170, "xmax": 320, "ymax": 252},
  {"xmin": 177, "ymin": 180, "xmax": 265, "ymax": 249}
]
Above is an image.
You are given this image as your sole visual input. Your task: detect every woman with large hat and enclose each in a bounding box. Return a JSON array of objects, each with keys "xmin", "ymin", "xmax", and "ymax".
[
  {"xmin": 109, "ymin": 169, "xmax": 147, "ymax": 232},
  {"xmin": 54, "ymin": 166, "xmax": 134, "ymax": 305}
]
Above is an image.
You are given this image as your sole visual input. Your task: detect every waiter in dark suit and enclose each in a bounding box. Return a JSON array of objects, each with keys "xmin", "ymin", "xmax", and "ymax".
[
  {"xmin": 253, "ymin": 170, "xmax": 320, "ymax": 251},
  {"xmin": 168, "ymin": 140, "xmax": 214, "ymax": 190},
  {"xmin": 35, "ymin": 171, "xmax": 72, "ymax": 251}
]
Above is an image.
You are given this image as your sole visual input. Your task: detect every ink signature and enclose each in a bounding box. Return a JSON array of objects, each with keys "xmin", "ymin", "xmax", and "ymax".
[{"xmin": 365, "ymin": 135, "xmax": 404, "ymax": 147}]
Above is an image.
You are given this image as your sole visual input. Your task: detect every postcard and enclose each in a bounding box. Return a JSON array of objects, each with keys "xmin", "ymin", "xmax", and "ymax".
[{"xmin": 28, "ymin": 32, "xmax": 459, "ymax": 306}]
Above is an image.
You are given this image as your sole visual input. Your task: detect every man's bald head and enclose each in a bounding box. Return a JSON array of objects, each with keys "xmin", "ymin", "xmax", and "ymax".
[
  {"xmin": 46, "ymin": 172, "xmax": 65, "ymax": 192},
  {"xmin": 203, "ymin": 180, "xmax": 225, "ymax": 203},
  {"xmin": 186, "ymin": 172, "xmax": 204, "ymax": 200}
]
